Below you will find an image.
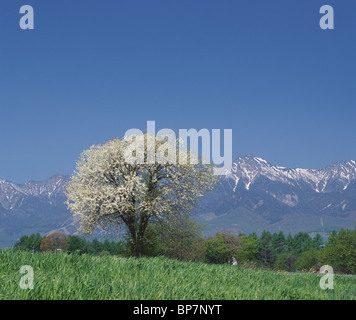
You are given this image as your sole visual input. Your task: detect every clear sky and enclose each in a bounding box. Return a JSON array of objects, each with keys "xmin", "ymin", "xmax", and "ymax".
[{"xmin": 0, "ymin": 0, "xmax": 355, "ymax": 183}]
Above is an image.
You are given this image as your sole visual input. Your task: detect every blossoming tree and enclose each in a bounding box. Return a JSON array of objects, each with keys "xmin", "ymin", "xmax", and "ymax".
[{"xmin": 66, "ymin": 134, "xmax": 217, "ymax": 257}]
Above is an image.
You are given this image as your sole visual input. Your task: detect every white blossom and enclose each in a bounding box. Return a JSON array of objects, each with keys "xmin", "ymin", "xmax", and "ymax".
[{"xmin": 65, "ymin": 134, "xmax": 217, "ymax": 256}]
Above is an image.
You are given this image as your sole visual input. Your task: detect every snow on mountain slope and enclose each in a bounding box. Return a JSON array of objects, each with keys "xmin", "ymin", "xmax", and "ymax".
[
  {"xmin": 225, "ymin": 155, "xmax": 356, "ymax": 193},
  {"xmin": 0, "ymin": 175, "xmax": 70, "ymax": 210}
]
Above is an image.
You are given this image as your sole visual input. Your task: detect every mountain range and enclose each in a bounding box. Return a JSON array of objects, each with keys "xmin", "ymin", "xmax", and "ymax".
[
  {"xmin": 0, "ymin": 175, "xmax": 74, "ymax": 247},
  {"xmin": 0, "ymin": 156, "xmax": 355, "ymax": 247},
  {"xmin": 196, "ymin": 155, "xmax": 356, "ymax": 237}
]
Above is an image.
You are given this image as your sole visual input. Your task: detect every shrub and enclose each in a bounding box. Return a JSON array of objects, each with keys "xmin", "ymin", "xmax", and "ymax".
[
  {"xmin": 274, "ymin": 252, "xmax": 296, "ymax": 271},
  {"xmin": 324, "ymin": 228, "xmax": 356, "ymax": 274},
  {"xmin": 205, "ymin": 232, "xmax": 242, "ymax": 264},
  {"xmin": 141, "ymin": 217, "xmax": 206, "ymax": 262},
  {"xmin": 234, "ymin": 234, "xmax": 258, "ymax": 265},
  {"xmin": 294, "ymin": 248, "xmax": 323, "ymax": 272}
]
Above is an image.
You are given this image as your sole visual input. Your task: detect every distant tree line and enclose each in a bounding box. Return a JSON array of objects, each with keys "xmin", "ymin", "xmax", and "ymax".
[
  {"xmin": 12, "ymin": 221, "xmax": 356, "ymax": 274},
  {"xmin": 138, "ymin": 218, "xmax": 355, "ymax": 274},
  {"xmin": 14, "ymin": 232, "xmax": 127, "ymax": 256}
]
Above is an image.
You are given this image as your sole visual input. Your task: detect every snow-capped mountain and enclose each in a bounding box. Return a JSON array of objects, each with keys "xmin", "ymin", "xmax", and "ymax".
[
  {"xmin": 0, "ymin": 175, "xmax": 69, "ymax": 210},
  {"xmin": 226, "ymin": 155, "xmax": 356, "ymax": 194},
  {"xmin": 197, "ymin": 156, "xmax": 356, "ymax": 236},
  {"xmin": 0, "ymin": 175, "xmax": 73, "ymax": 247}
]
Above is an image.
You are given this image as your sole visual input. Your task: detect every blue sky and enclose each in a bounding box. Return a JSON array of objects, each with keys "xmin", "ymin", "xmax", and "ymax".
[{"xmin": 0, "ymin": 0, "xmax": 355, "ymax": 183}]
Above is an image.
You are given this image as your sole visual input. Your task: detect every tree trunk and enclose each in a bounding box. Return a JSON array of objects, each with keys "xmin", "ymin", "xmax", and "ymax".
[
  {"xmin": 127, "ymin": 223, "xmax": 139, "ymax": 257},
  {"xmin": 127, "ymin": 214, "xmax": 149, "ymax": 258}
]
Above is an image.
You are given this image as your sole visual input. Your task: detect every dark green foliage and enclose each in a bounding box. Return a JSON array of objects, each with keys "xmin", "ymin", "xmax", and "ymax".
[
  {"xmin": 274, "ymin": 252, "xmax": 296, "ymax": 271},
  {"xmin": 13, "ymin": 233, "xmax": 43, "ymax": 252},
  {"xmin": 257, "ymin": 231, "xmax": 276, "ymax": 267},
  {"xmin": 311, "ymin": 233, "xmax": 324, "ymax": 247},
  {"xmin": 205, "ymin": 232, "xmax": 241, "ymax": 264},
  {"xmin": 294, "ymin": 248, "xmax": 323, "ymax": 272},
  {"xmin": 204, "ymin": 232, "xmax": 258, "ymax": 265},
  {"xmin": 323, "ymin": 228, "xmax": 356, "ymax": 274},
  {"xmin": 67, "ymin": 235, "xmax": 88, "ymax": 254},
  {"xmin": 294, "ymin": 229, "xmax": 356, "ymax": 274},
  {"xmin": 234, "ymin": 234, "xmax": 258, "ymax": 265},
  {"xmin": 141, "ymin": 217, "xmax": 206, "ymax": 262},
  {"xmin": 288, "ymin": 232, "xmax": 314, "ymax": 254},
  {"xmin": 271, "ymin": 231, "xmax": 286, "ymax": 254}
]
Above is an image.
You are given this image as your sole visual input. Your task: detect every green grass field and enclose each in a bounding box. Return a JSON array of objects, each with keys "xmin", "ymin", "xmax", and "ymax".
[{"xmin": 0, "ymin": 249, "xmax": 355, "ymax": 300}]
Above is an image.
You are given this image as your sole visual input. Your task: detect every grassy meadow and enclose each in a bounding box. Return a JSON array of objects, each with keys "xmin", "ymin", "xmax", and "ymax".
[{"xmin": 0, "ymin": 249, "xmax": 355, "ymax": 300}]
